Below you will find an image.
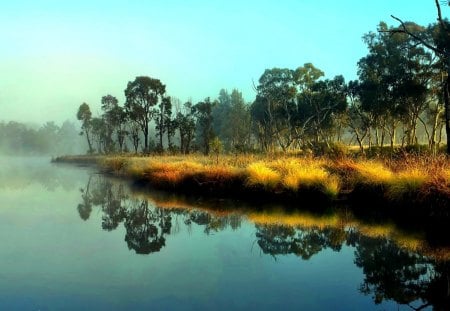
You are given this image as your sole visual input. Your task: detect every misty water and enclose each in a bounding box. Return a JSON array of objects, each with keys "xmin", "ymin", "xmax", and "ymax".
[{"xmin": 0, "ymin": 157, "xmax": 448, "ymax": 310}]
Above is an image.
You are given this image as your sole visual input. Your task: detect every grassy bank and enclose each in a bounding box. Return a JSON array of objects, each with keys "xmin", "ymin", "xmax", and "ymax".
[{"xmin": 53, "ymin": 154, "xmax": 450, "ymax": 213}]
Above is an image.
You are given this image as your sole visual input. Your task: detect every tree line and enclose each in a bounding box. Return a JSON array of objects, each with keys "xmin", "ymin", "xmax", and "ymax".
[
  {"xmin": 77, "ymin": 19, "xmax": 449, "ymax": 155},
  {"xmin": 0, "ymin": 120, "xmax": 84, "ymax": 155}
]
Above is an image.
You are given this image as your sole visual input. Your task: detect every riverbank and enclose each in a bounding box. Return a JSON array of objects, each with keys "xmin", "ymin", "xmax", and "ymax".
[{"xmin": 53, "ymin": 154, "xmax": 450, "ymax": 215}]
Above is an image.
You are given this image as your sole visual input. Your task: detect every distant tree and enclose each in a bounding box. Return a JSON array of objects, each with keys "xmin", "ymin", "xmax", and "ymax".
[
  {"xmin": 193, "ymin": 98, "xmax": 216, "ymax": 155},
  {"xmin": 36, "ymin": 121, "xmax": 59, "ymax": 154},
  {"xmin": 100, "ymin": 95, "xmax": 119, "ymax": 153},
  {"xmin": 174, "ymin": 102, "xmax": 196, "ymax": 154},
  {"xmin": 57, "ymin": 120, "xmax": 82, "ymax": 154},
  {"xmin": 127, "ymin": 121, "xmax": 141, "ymax": 154},
  {"xmin": 228, "ymin": 89, "xmax": 252, "ymax": 151},
  {"xmin": 155, "ymin": 96, "xmax": 173, "ymax": 152},
  {"xmin": 124, "ymin": 76, "xmax": 166, "ymax": 153},
  {"xmin": 90, "ymin": 117, "xmax": 107, "ymax": 153},
  {"xmin": 77, "ymin": 102, "xmax": 94, "ymax": 153},
  {"xmin": 212, "ymin": 89, "xmax": 232, "ymax": 146}
]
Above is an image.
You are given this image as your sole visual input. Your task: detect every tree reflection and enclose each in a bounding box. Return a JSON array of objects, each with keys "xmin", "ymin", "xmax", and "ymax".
[
  {"xmin": 77, "ymin": 175, "xmax": 450, "ymax": 309},
  {"xmin": 77, "ymin": 176, "xmax": 93, "ymax": 220},
  {"xmin": 255, "ymin": 224, "xmax": 345, "ymax": 260},
  {"xmin": 354, "ymin": 236, "xmax": 450, "ymax": 309},
  {"xmin": 124, "ymin": 200, "xmax": 171, "ymax": 254},
  {"xmin": 254, "ymin": 222, "xmax": 450, "ymax": 309},
  {"xmin": 185, "ymin": 210, "xmax": 241, "ymax": 234},
  {"xmin": 77, "ymin": 175, "xmax": 241, "ymax": 254}
]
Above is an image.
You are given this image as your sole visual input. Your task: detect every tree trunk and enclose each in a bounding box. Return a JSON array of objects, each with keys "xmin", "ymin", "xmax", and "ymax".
[
  {"xmin": 445, "ymin": 74, "xmax": 450, "ymax": 153},
  {"xmin": 144, "ymin": 125, "xmax": 148, "ymax": 153},
  {"xmin": 85, "ymin": 130, "xmax": 93, "ymax": 154}
]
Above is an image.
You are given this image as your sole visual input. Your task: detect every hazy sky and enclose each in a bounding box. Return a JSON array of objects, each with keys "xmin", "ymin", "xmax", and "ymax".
[{"xmin": 0, "ymin": 0, "xmax": 447, "ymax": 124}]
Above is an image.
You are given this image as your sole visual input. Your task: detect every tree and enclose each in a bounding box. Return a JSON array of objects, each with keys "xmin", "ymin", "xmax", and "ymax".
[
  {"xmin": 90, "ymin": 117, "xmax": 107, "ymax": 153},
  {"xmin": 124, "ymin": 76, "xmax": 166, "ymax": 153},
  {"xmin": 193, "ymin": 98, "xmax": 216, "ymax": 155},
  {"xmin": 155, "ymin": 96, "xmax": 173, "ymax": 152},
  {"xmin": 347, "ymin": 80, "xmax": 371, "ymax": 153},
  {"xmin": 297, "ymin": 74, "xmax": 348, "ymax": 146},
  {"xmin": 100, "ymin": 95, "xmax": 119, "ymax": 153},
  {"xmin": 212, "ymin": 89, "xmax": 232, "ymax": 147},
  {"xmin": 358, "ymin": 22, "xmax": 432, "ymax": 148},
  {"xmin": 226, "ymin": 89, "xmax": 252, "ymax": 151},
  {"xmin": 174, "ymin": 102, "xmax": 196, "ymax": 154},
  {"xmin": 256, "ymin": 68, "xmax": 298, "ymax": 152},
  {"xmin": 77, "ymin": 102, "xmax": 94, "ymax": 154},
  {"xmin": 389, "ymin": 0, "xmax": 450, "ymax": 153}
]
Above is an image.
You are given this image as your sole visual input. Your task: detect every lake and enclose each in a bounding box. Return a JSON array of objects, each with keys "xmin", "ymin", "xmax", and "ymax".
[{"xmin": 0, "ymin": 157, "xmax": 448, "ymax": 310}]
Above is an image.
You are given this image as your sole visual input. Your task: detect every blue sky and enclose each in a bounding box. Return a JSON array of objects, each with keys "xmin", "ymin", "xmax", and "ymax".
[{"xmin": 0, "ymin": 0, "xmax": 447, "ymax": 123}]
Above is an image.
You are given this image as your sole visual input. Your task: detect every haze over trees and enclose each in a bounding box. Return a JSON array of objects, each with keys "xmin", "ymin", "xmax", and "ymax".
[{"xmin": 0, "ymin": 120, "xmax": 85, "ymax": 155}]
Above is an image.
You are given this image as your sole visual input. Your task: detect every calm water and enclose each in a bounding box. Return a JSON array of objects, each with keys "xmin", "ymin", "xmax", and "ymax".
[{"xmin": 0, "ymin": 157, "xmax": 448, "ymax": 310}]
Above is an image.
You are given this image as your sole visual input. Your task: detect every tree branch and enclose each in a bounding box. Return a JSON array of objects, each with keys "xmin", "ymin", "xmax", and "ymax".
[
  {"xmin": 388, "ymin": 15, "xmax": 445, "ymax": 55},
  {"xmin": 435, "ymin": 0, "xmax": 444, "ymax": 26}
]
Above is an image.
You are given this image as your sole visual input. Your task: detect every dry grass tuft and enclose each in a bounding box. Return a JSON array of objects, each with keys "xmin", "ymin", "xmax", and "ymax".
[{"xmin": 246, "ymin": 162, "xmax": 281, "ymax": 188}]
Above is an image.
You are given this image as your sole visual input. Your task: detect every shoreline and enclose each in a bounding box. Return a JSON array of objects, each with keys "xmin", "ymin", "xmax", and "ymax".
[{"xmin": 52, "ymin": 154, "xmax": 450, "ymax": 218}]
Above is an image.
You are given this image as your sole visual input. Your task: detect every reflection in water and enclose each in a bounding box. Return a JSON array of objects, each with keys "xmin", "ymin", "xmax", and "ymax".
[
  {"xmin": 0, "ymin": 157, "xmax": 87, "ymax": 191},
  {"xmin": 78, "ymin": 174, "xmax": 450, "ymax": 309},
  {"xmin": 124, "ymin": 200, "xmax": 170, "ymax": 254},
  {"xmin": 77, "ymin": 175, "xmax": 242, "ymax": 254},
  {"xmin": 256, "ymin": 225, "xmax": 345, "ymax": 260},
  {"xmin": 354, "ymin": 235, "xmax": 450, "ymax": 309}
]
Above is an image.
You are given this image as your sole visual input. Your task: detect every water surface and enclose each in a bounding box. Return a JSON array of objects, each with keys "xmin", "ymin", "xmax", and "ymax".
[{"xmin": 0, "ymin": 157, "xmax": 448, "ymax": 310}]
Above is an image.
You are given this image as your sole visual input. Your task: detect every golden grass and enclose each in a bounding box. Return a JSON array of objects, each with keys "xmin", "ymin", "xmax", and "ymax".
[
  {"xmin": 246, "ymin": 162, "xmax": 281, "ymax": 188},
  {"xmin": 387, "ymin": 168, "xmax": 429, "ymax": 200},
  {"xmin": 57, "ymin": 154, "xmax": 450, "ymax": 204},
  {"xmin": 351, "ymin": 160, "xmax": 394, "ymax": 185}
]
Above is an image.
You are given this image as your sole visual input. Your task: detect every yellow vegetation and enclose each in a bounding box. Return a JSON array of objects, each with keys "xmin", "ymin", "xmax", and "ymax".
[
  {"xmin": 387, "ymin": 168, "xmax": 429, "ymax": 200},
  {"xmin": 246, "ymin": 162, "xmax": 281, "ymax": 188},
  {"xmin": 56, "ymin": 153, "xmax": 450, "ymax": 203},
  {"xmin": 352, "ymin": 161, "xmax": 394, "ymax": 185}
]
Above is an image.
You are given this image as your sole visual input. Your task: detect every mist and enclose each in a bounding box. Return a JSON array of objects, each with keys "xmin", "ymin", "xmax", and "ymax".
[{"xmin": 0, "ymin": 119, "xmax": 87, "ymax": 157}]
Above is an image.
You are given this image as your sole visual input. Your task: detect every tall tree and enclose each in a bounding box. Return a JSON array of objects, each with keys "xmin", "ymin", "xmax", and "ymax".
[
  {"xmin": 155, "ymin": 96, "xmax": 172, "ymax": 152},
  {"xmin": 256, "ymin": 68, "xmax": 298, "ymax": 151},
  {"xmin": 389, "ymin": 0, "xmax": 450, "ymax": 153},
  {"xmin": 124, "ymin": 76, "xmax": 166, "ymax": 153},
  {"xmin": 77, "ymin": 102, "xmax": 94, "ymax": 154},
  {"xmin": 174, "ymin": 102, "xmax": 196, "ymax": 154},
  {"xmin": 358, "ymin": 22, "xmax": 431, "ymax": 148},
  {"xmin": 193, "ymin": 98, "xmax": 216, "ymax": 155},
  {"xmin": 212, "ymin": 89, "xmax": 232, "ymax": 146},
  {"xmin": 227, "ymin": 89, "xmax": 252, "ymax": 151},
  {"xmin": 101, "ymin": 95, "xmax": 119, "ymax": 153}
]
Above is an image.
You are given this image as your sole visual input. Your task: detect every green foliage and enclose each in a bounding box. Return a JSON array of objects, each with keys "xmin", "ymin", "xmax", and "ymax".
[
  {"xmin": 124, "ymin": 76, "xmax": 166, "ymax": 152},
  {"xmin": 193, "ymin": 98, "xmax": 216, "ymax": 155}
]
